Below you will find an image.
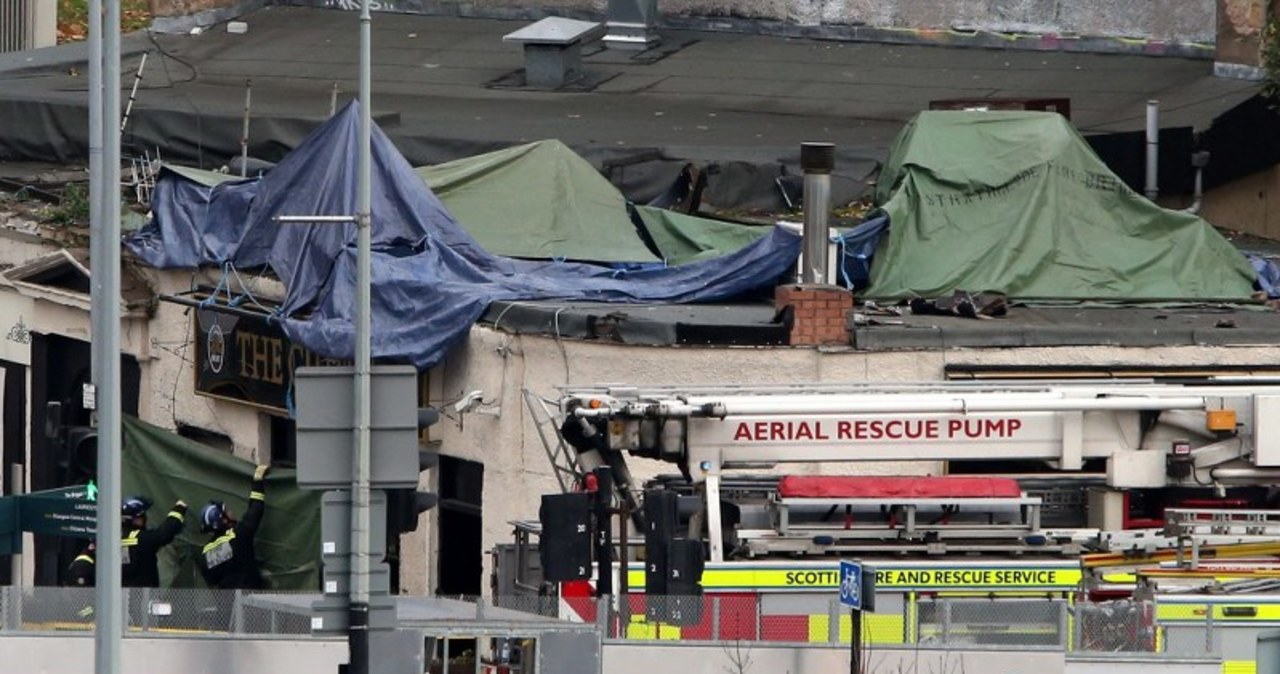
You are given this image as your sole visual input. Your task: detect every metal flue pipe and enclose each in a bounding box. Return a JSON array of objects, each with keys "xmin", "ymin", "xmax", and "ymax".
[{"xmin": 800, "ymin": 142, "xmax": 834, "ymax": 284}]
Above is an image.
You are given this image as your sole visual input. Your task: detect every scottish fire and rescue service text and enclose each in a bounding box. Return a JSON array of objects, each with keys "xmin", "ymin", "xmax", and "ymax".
[{"xmin": 782, "ymin": 568, "xmax": 1063, "ymax": 587}]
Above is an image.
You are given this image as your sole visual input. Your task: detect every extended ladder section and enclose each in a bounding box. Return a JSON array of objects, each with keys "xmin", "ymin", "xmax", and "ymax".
[
  {"xmin": 1081, "ymin": 509, "xmax": 1280, "ymax": 590},
  {"xmin": 557, "ymin": 380, "xmax": 1280, "ymax": 562}
]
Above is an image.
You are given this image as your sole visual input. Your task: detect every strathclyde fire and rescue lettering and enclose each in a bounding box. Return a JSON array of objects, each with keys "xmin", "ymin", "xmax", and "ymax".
[{"xmin": 731, "ymin": 417, "xmax": 1025, "ymax": 443}]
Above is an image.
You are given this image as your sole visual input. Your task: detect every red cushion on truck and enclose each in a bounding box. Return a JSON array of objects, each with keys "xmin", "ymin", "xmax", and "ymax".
[{"xmin": 777, "ymin": 475, "xmax": 1022, "ymax": 499}]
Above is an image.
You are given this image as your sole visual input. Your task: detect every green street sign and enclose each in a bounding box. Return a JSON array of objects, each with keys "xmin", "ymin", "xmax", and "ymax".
[{"xmin": 18, "ymin": 484, "xmax": 98, "ymax": 539}]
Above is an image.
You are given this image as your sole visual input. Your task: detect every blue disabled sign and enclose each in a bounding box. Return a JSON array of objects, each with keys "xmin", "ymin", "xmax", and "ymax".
[{"xmin": 839, "ymin": 559, "xmax": 862, "ymax": 610}]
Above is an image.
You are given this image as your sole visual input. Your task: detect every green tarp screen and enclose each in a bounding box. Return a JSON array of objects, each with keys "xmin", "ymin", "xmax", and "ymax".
[
  {"xmin": 867, "ymin": 111, "xmax": 1256, "ymax": 300},
  {"xmin": 122, "ymin": 416, "xmax": 320, "ymax": 589}
]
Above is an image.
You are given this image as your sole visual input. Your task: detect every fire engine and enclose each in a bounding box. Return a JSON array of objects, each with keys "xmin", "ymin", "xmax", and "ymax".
[{"xmin": 494, "ymin": 379, "xmax": 1280, "ymax": 673}]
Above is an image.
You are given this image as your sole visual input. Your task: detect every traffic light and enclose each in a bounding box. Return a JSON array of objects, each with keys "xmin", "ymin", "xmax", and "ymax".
[
  {"xmin": 643, "ymin": 489, "xmax": 678, "ymax": 597},
  {"xmin": 663, "ymin": 538, "xmax": 705, "ymax": 626},
  {"xmin": 384, "ymin": 406, "xmax": 442, "ymax": 540},
  {"xmin": 63, "ymin": 428, "xmax": 98, "ymax": 485},
  {"xmin": 46, "ymin": 401, "xmax": 96, "ymax": 486},
  {"xmin": 539, "ymin": 492, "xmax": 592, "ymax": 582}
]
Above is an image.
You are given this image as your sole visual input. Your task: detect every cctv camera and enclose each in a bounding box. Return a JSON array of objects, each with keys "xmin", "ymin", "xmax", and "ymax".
[{"xmin": 454, "ymin": 391, "xmax": 485, "ymax": 414}]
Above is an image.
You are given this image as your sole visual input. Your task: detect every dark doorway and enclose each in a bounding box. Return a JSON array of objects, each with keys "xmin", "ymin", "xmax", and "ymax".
[
  {"xmin": 0, "ymin": 359, "xmax": 27, "ymax": 586},
  {"xmin": 436, "ymin": 456, "xmax": 483, "ymax": 597}
]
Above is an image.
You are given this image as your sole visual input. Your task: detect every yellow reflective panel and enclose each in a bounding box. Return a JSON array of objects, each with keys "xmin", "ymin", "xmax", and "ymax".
[
  {"xmin": 1222, "ymin": 661, "xmax": 1256, "ymax": 674},
  {"xmin": 808, "ymin": 614, "xmax": 906, "ymax": 644}
]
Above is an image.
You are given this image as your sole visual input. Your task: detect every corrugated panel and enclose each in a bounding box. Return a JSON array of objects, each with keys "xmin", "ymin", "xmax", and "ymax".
[{"xmin": 0, "ymin": 0, "xmax": 35, "ymax": 54}]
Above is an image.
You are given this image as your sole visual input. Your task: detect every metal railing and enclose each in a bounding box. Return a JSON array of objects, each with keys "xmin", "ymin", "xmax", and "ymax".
[
  {"xmin": 0, "ymin": 588, "xmax": 1224, "ymax": 658},
  {"xmin": 0, "ymin": 587, "xmax": 314, "ymax": 636},
  {"xmin": 483, "ymin": 593, "xmax": 1222, "ymax": 657}
]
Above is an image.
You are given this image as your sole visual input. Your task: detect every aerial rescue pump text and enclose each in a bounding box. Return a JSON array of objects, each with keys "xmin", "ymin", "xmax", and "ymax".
[{"xmin": 732, "ymin": 417, "xmax": 1024, "ymax": 442}]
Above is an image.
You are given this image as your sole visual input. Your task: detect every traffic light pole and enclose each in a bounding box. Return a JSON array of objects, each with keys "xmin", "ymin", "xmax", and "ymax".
[
  {"xmin": 90, "ymin": 0, "xmax": 124, "ymax": 670},
  {"xmin": 349, "ymin": 1, "xmax": 375, "ymax": 673}
]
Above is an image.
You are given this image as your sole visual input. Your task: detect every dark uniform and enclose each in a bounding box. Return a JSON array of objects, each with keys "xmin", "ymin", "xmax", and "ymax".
[
  {"xmin": 122, "ymin": 502, "xmax": 188, "ymax": 588},
  {"xmin": 198, "ymin": 470, "xmax": 267, "ymax": 590},
  {"xmin": 67, "ymin": 546, "xmax": 96, "ymax": 587}
]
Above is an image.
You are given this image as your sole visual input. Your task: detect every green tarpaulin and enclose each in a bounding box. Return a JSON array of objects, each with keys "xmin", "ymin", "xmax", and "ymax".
[
  {"xmin": 868, "ymin": 111, "xmax": 1256, "ymax": 300},
  {"xmin": 630, "ymin": 205, "xmax": 772, "ymax": 265},
  {"xmin": 417, "ymin": 140, "xmax": 661, "ymax": 263},
  {"xmin": 122, "ymin": 416, "xmax": 320, "ymax": 589}
]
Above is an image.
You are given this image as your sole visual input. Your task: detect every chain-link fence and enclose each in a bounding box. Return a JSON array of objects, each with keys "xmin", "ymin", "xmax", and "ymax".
[
  {"xmin": 21, "ymin": 588, "xmax": 1217, "ymax": 654},
  {"xmin": 0, "ymin": 587, "xmax": 313, "ymax": 635},
  {"xmin": 1075, "ymin": 599, "xmax": 1220, "ymax": 658},
  {"xmin": 482, "ymin": 592, "xmax": 1223, "ymax": 656}
]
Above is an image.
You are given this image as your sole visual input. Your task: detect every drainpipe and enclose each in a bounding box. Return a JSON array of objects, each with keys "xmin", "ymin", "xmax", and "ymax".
[
  {"xmin": 800, "ymin": 142, "xmax": 834, "ymax": 285},
  {"xmin": 1145, "ymin": 100, "xmax": 1159, "ymax": 201},
  {"xmin": 1183, "ymin": 151, "xmax": 1210, "ymax": 215}
]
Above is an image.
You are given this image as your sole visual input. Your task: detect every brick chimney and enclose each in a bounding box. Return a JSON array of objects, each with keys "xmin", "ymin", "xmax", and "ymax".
[{"xmin": 775, "ymin": 284, "xmax": 853, "ymax": 346}]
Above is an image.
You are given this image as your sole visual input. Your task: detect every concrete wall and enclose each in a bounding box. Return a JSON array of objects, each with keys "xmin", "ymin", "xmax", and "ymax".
[
  {"xmin": 1066, "ymin": 656, "xmax": 1221, "ymax": 674},
  {"xmin": 603, "ymin": 642, "xmax": 1065, "ymax": 674},
  {"xmin": 157, "ymin": 0, "xmax": 1220, "ymax": 45},
  {"xmin": 0, "ymin": 634, "xmax": 347, "ymax": 674}
]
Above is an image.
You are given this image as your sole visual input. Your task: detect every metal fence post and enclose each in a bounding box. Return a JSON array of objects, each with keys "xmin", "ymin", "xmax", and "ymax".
[
  {"xmin": 755, "ymin": 595, "xmax": 761, "ymax": 641},
  {"xmin": 712, "ymin": 595, "xmax": 721, "ymax": 641},
  {"xmin": 942, "ymin": 600, "xmax": 952, "ymax": 645},
  {"xmin": 1205, "ymin": 607, "xmax": 1215, "ymax": 655},
  {"xmin": 597, "ymin": 595, "xmax": 609, "ymax": 638},
  {"xmin": 232, "ymin": 590, "xmax": 244, "ymax": 634},
  {"xmin": 828, "ymin": 598, "xmax": 840, "ymax": 644},
  {"xmin": 1057, "ymin": 600, "xmax": 1068, "ymax": 649}
]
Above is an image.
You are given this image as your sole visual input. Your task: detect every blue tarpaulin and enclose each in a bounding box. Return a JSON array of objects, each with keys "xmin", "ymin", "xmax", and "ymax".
[{"xmin": 126, "ymin": 102, "xmax": 801, "ymax": 369}]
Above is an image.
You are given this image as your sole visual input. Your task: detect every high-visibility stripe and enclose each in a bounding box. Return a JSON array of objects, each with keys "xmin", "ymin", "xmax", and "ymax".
[
  {"xmin": 807, "ymin": 613, "xmax": 906, "ymax": 644},
  {"xmin": 202, "ymin": 530, "xmax": 236, "ymax": 555},
  {"xmin": 168, "ymin": 510, "xmax": 185, "ymax": 522},
  {"xmin": 1157, "ymin": 601, "xmax": 1280, "ymax": 623},
  {"xmin": 73, "ymin": 555, "xmax": 94, "ymax": 565},
  {"xmin": 624, "ymin": 564, "xmax": 1081, "ymax": 592},
  {"xmin": 249, "ymin": 491, "xmax": 265, "ymax": 502},
  {"xmin": 121, "ymin": 530, "xmax": 140, "ymax": 547},
  {"xmin": 1223, "ymin": 661, "xmax": 1256, "ymax": 674}
]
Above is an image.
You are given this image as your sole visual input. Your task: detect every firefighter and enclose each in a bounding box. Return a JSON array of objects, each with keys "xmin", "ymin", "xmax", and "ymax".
[
  {"xmin": 198, "ymin": 464, "xmax": 269, "ymax": 590},
  {"xmin": 121, "ymin": 495, "xmax": 189, "ymax": 588},
  {"xmin": 66, "ymin": 541, "xmax": 96, "ymax": 587}
]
